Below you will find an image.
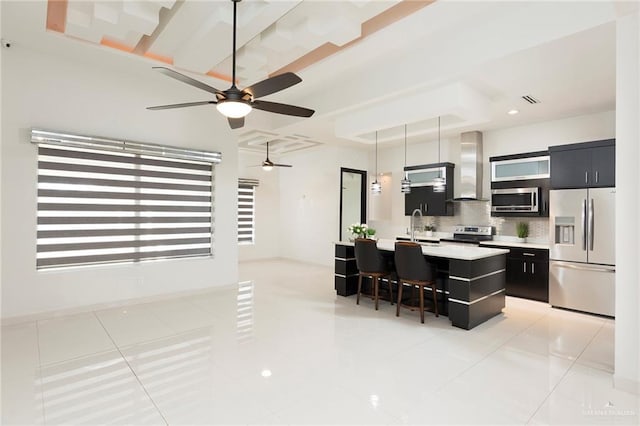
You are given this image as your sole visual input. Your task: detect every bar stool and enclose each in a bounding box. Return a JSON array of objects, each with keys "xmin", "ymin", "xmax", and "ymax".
[
  {"xmin": 354, "ymin": 238, "xmax": 393, "ymax": 310},
  {"xmin": 394, "ymin": 241, "xmax": 438, "ymax": 323}
]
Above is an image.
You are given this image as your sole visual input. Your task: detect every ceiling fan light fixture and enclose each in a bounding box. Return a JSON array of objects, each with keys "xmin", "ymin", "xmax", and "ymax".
[
  {"xmin": 262, "ymin": 163, "xmax": 273, "ymax": 172},
  {"xmin": 216, "ymin": 100, "xmax": 252, "ymax": 118}
]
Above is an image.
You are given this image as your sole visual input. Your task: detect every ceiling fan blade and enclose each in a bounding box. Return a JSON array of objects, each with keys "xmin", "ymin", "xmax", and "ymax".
[
  {"xmin": 244, "ymin": 73, "xmax": 302, "ymax": 99},
  {"xmin": 153, "ymin": 67, "xmax": 223, "ymax": 96},
  {"xmin": 273, "ymin": 164, "xmax": 293, "ymax": 168},
  {"xmin": 228, "ymin": 117, "xmax": 244, "ymax": 129},
  {"xmin": 252, "ymin": 100, "xmax": 315, "ymax": 117},
  {"xmin": 147, "ymin": 101, "xmax": 216, "ymax": 110}
]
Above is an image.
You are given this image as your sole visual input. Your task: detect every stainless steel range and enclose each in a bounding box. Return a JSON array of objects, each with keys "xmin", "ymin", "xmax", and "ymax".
[{"xmin": 441, "ymin": 225, "xmax": 494, "ymax": 245}]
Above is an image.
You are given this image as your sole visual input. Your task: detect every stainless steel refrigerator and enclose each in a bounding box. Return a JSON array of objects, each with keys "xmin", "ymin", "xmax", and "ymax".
[{"xmin": 549, "ymin": 188, "xmax": 615, "ymax": 316}]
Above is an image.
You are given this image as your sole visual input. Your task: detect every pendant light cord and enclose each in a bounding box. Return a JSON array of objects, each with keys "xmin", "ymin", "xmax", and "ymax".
[
  {"xmin": 375, "ymin": 131, "xmax": 378, "ymax": 178},
  {"xmin": 404, "ymin": 124, "xmax": 407, "ymax": 167},
  {"xmin": 438, "ymin": 116, "xmax": 441, "ymax": 163}
]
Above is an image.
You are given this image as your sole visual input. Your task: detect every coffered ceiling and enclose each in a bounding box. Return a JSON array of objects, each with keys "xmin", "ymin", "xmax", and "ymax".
[
  {"xmin": 47, "ymin": 0, "xmax": 429, "ymax": 85},
  {"xmin": 3, "ymin": 0, "xmax": 632, "ymax": 154}
]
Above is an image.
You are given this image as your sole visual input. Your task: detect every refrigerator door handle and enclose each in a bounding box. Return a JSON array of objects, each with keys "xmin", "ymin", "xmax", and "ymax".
[
  {"xmin": 581, "ymin": 199, "xmax": 587, "ymax": 251},
  {"xmin": 552, "ymin": 261, "xmax": 615, "ymax": 273},
  {"xmin": 589, "ymin": 198, "xmax": 595, "ymax": 251}
]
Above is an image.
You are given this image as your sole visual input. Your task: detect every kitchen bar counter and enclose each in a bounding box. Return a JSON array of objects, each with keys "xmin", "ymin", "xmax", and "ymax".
[
  {"xmin": 395, "ymin": 235, "xmax": 549, "ymax": 250},
  {"xmin": 334, "ymin": 240, "xmax": 508, "ymax": 330},
  {"xmin": 339, "ymin": 239, "xmax": 508, "ymax": 260}
]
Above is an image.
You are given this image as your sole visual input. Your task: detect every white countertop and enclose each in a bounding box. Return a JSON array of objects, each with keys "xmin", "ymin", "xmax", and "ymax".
[
  {"xmin": 338, "ymin": 239, "xmax": 509, "ymax": 261},
  {"xmin": 395, "ymin": 234, "xmax": 549, "ymax": 250}
]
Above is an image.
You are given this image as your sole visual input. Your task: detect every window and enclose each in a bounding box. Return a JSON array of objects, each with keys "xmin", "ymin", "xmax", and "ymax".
[
  {"xmin": 237, "ymin": 179, "xmax": 258, "ymax": 245},
  {"xmin": 33, "ymin": 129, "xmax": 221, "ymax": 269}
]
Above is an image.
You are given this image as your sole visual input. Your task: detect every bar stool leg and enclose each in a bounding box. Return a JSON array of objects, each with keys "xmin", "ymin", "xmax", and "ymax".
[
  {"xmin": 388, "ymin": 277, "xmax": 394, "ymax": 305},
  {"xmin": 374, "ymin": 276, "xmax": 379, "ymax": 310},
  {"xmin": 396, "ymin": 281, "xmax": 403, "ymax": 317},
  {"xmin": 356, "ymin": 274, "xmax": 362, "ymax": 305},
  {"xmin": 431, "ymin": 283, "xmax": 439, "ymax": 317},
  {"xmin": 419, "ymin": 285, "xmax": 425, "ymax": 324}
]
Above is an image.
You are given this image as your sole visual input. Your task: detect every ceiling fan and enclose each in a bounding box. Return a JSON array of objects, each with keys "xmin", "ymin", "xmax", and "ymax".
[
  {"xmin": 254, "ymin": 142, "xmax": 292, "ymax": 171},
  {"xmin": 146, "ymin": 0, "xmax": 315, "ymax": 130}
]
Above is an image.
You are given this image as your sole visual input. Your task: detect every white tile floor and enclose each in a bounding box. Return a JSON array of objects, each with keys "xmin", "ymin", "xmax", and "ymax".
[{"xmin": 2, "ymin": 258, "xmax": 638, "ymax": 425}]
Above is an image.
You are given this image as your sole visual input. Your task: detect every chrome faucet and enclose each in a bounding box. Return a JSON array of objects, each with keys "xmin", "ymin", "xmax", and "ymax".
[{"xmin": 410, "ymin": 208, "xmax": 423, "ymax": 242}]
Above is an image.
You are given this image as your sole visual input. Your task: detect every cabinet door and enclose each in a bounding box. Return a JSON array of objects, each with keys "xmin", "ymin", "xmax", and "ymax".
[
  {"xmin": 590, "ymin": 145, "xmax": 615, "ymax": 187},
  {"xmin": 526, "ymin": 260, "xmax": 549, "ymax": 302},
  {"xmin": 404, "ymin": 186, "xmax": 428, "ymax": 216},
  {"xmin": 550, "ymin": 148, "xmax": 591, "ymax": 189},
  {"xmin": 505, "ymin": 257, "xmax": 525, "ymax": 297},
  {"xmin": 505, "ymin": 257, "xmax": 549, "ymax": 302},
  {"xmin": 423, "ymin": 187, "xmax": 448, "ymax": 216}
]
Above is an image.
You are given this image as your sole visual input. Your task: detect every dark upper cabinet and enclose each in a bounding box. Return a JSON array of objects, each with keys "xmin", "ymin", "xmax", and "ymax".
[
  {"xmin": 590, "ymin": 145, "xmax": 616, "ymax": 187},
  {"xmin": 550, "ymin": 139, "xmax": 615, "ymax": 189},
  {"xmin": 404, "ymin": 186, "xmax": 452, "ymax": 216},
  {"xmin": 404, "ymin": 186, "xmax": 427, "ymax": 216},
  {"xmin": 489, "ymin": 151, "xmax": 551, "ymax": 218},
  {"xmin": 404, "ymin": 163, "xmax": 454, "ymax": 216},
  {"xmin": 550, "ymin": 148, "xmax": 592, "ymax": 189}
]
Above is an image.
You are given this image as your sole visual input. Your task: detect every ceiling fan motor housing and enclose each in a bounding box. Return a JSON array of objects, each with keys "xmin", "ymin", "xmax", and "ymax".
[{"xmin": 146, "ymin": 0, "xmax": 314, "ymax": 129}]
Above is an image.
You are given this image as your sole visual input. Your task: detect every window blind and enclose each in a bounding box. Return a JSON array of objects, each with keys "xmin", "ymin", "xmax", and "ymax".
[
  {"xmin": 37, "ymin": 144, "xmax": 214, "ymax": 269},
  {"xmin": 237, "ymin": 179, "xmax": 258, "ymax": 245}
]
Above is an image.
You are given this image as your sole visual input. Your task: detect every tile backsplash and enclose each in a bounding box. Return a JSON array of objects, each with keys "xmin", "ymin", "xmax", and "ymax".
[
  {"xmin": 426, "ymin": 201, "xmax": 549, "ymax": 240},
  {"xmin": 372, "ymin": 200, "xmax": 549, "ymax": 242}
]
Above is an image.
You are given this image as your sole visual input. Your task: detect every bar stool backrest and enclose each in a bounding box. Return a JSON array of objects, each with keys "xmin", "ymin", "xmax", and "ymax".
[
  {"xmin": 354, "ymin": 238, "xmax": 386, "ymax": 274},
  {"xmin": 394, "ymin": 241, "xmax": 434, "ymax": 282}
]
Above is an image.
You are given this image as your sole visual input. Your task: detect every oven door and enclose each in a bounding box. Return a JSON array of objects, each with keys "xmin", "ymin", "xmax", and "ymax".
[{"xmin": 491, "ymin": 187, "xmax": 539, "ymax": 213}]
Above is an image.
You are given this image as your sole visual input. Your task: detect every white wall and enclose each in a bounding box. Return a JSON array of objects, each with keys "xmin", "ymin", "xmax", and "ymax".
[
  {"xmin": 271, "ymin": 111, "xmax": 615, "ymax": 268},
  {"xmin": 1, "ymin": 45, "xmax": 239, "ymax": 319},
  {"xmin": 482, "ymin": 110, "xmax": 616, "ymax": 198},
  {"xmin": 278, "ymin": 145, "xmax": 368, "ymax": 267},
  {"xmin": 369, "ymin": 111, "xmax": 615, "ymax": 240},
  {"xmin": 369, "ymin": 137, "xmax": 453, "ymax": 238},
  {"xmin": 238, "ymin": 151, "xmax": 281, "ymax": 261},
  {"xmin": 614, "ymin": 9, "xmax": 640, "ymax": 395}
]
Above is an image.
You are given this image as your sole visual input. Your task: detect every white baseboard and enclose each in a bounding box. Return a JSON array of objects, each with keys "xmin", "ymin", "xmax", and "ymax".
[
  {"xmin": 1, "ymin": 284, "xmax": 237, "ymax": 327},
  {"xmin": 614, "ymin": 374, "xmax": 640, "ymax": 395}
]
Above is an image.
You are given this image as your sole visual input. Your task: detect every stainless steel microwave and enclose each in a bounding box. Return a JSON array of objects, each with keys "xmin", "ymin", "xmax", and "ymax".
[{"xmin": 491, "ymin": 187, "xmax": 540, "ymax": 213}]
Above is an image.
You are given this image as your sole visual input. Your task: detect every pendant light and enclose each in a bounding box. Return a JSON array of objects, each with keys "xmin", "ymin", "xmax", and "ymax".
[
  {"xmin": 433, "ymin": 116, "xmax": 446, "ymax": 192},
  {"xmin": 401, "ymin": 124, "xmax": 411, "ymax": 194},
  {"xmin": 371, "ymin": 131, "xmax": 382, "ymax": 195}
]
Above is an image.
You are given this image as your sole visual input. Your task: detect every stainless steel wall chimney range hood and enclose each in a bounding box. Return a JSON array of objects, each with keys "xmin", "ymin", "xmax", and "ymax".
[{"xmin": 453, "ymin": 131, "xmax": 488, "ymax": 201}]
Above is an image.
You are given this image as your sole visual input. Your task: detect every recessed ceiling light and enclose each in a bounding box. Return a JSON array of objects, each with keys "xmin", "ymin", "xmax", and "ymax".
[{"xmin": 507, "ymin": 109, "xmax": 519, "ymax": 115}]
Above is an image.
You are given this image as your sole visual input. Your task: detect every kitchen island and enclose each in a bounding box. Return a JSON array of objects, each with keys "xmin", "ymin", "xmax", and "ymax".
[{"xmin": 334, "ymin": 239, "xmax": 509, "ymax": 330}]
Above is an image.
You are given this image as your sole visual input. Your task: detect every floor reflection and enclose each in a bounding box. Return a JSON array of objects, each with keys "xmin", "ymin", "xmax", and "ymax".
[
  {"xmin": 37, "ymin": 350, "xmax": 165, "ymax": 425},
  {"xmin": 237, "ymin": 280, "xmax": 254, "ymax": 343}
]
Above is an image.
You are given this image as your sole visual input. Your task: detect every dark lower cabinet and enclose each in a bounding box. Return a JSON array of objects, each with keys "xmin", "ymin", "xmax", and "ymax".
[
  {"xmin": 499, "ymin": 246, "xmax": 549, "ymax": 302},
  {"xmin": 334, "ymin": 244, "xmax": 358, "ymax": 296}
]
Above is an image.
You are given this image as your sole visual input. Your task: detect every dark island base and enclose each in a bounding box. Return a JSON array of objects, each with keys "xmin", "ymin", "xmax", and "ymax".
[{"xmin": 335, "ymin": 244, "xmax": 506, "ymax": 330}]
